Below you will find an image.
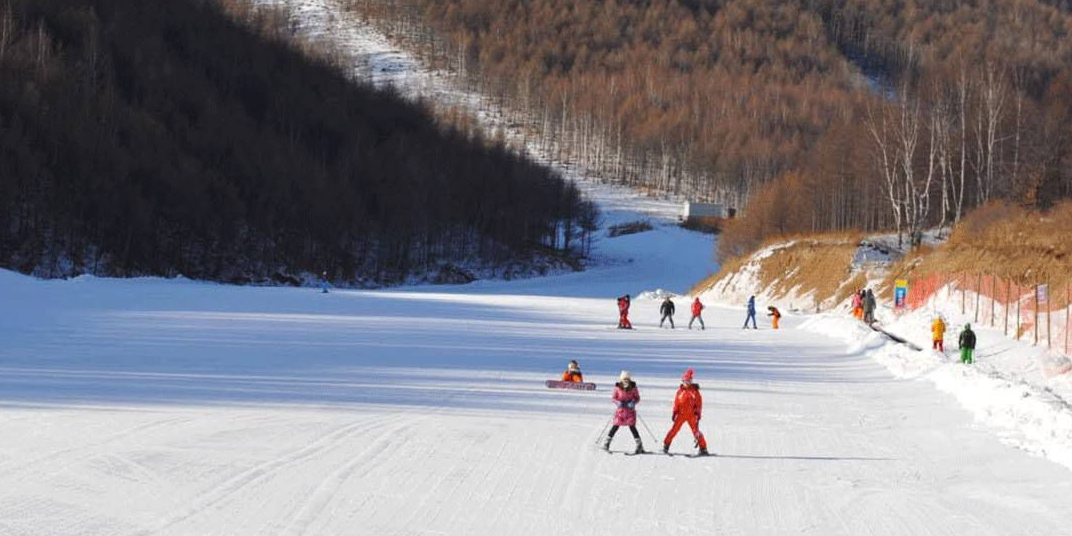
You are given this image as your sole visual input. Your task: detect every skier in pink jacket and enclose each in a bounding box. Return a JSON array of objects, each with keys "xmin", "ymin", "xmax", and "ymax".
[{"xmin": 602, "ymin": 370, "xmax": 644, "ymax": 454}]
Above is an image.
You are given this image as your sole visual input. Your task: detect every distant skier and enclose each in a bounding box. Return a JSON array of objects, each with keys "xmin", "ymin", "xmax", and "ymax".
[
  {"xmin": 561, "ymin": 360, "xmax": 584, "ymax": 382},
  {"xmin": 863, "ymin": 289, "xmax": 876, "ymax": 325},
  {"xmin": 617, "ymin": 294, "xmax": 633, "ymax": 329},
  {"xmin": 689, "ymin": 297, "xmax": 705, "ymax": 330},
  {"xmin": 851, "ymin": 290, "xmax": 864, "ymax": 320},
  {"xmin": 958, "ymin": 324, "xmax": 976, "ymax": 364},
  {"xmin": 320, "ymin": 271, "xmax": 330, "ymax": 294},
  {"xmin": 603, "ymin": 371, "xmax": 644, "ymax": 454},
  {"xmin": 743, "ymin": 296, "xmax": 757, "ymax": 329},
  {"xmin": 931, "ymin": 317, "xmax": 946, "ymax": 352},
  {"xmin": 663, "ymin": 368, "xmax": 709, "ymax": 456},
  {"xmin": 767, "ymin": 306, "xmax": 781, "ymax": 330},
  {"xmin": 659, "ymin": 297, "xmax": 676, "ymax": 329}
]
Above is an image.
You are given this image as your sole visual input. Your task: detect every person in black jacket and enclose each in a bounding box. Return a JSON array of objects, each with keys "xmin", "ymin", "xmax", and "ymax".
[
  {"xmin": 863, "ymin": 289, "xmax": 877, "ymax": 324},
  {"xmin": 659, "ymin": 297, "xmax": 676, "ymax": 329},
  {"xmin": 958, "ymin": 324, "xmax": 977, "ymax": 364}
]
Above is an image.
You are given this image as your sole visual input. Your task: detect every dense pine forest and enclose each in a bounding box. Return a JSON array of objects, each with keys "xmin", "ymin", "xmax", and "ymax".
[
  {"xmin": 349, "ymin": 0, "xmax": 1072, "ymax": 257},
  {"xmin": 0, "ymin": 0, "xmax": 596, "ymax": 285}
]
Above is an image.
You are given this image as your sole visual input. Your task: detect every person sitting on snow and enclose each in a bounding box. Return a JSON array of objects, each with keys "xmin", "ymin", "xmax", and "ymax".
[
  {"xmin": 561, "ymin": 360, "xmax": 584, "ymax": 382},
  {"xmin": 767, "ymin": 306, "xmax": 782, "ymax": 330},
  {"xmin": 958, "ymin": 324, "xmax": 976, "ymax": 364},
  {"xmin": 660, "ymin": 297, "xmax": 676, "ymax": 329},
  {"xmin": 663, "ymin": 368, "xmax": 709, "ymax": 456},
  {"xmin": 603, "ymin": 371, "xmax": 644, "ymax": 454},
  {"xmin": 689, "ymin": 297, "xmax": 705, "ymax": 330},
  {"xmin": 932, "ymin": 317, "xmax": 946, "ymax": 352},
  {"xmin": 617, "ymin": 294, "xmax": 633, "ymax": 329}
]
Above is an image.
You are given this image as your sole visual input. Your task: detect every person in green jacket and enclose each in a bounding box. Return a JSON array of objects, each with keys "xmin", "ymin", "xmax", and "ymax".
[{"xmin": 958, "ymin": 324, "xmax": 977, "ymax": 364}]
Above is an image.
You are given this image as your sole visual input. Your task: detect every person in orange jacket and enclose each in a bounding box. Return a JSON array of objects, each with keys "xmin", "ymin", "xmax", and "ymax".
[
  {"xmin": 689, "ymin": 297, "xmax": 705, "ymax": 330},
  {"xmin": 932, "ymin": 317, "xmax": 946, "ymax": 352},
  {"xmin": 662, "ymin": 368, "xmax": 709, "ymax": 456},
  {"xmin": 767, "ymin": 306, "xmax": 781, "ymax": 329},
  {"xmin": 561, "ymin": 360, "xmax": 583, "ymax": 382}
]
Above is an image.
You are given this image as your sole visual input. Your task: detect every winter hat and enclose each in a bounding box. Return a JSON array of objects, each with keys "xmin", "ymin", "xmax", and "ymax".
[
  {"xmin": 568, "ymin": 360, "xmax": 579, "ymax": 370},
  {"xmin": 965, "ymin": 323, "xmax": 971, "ymax": 329},
  {"xmin": 619, "ymin": 370, "xmax": 632, "ymax": 382},
  {"xmin": 681, "ymin": 368, "xmax": 695, "ymax": 382}
]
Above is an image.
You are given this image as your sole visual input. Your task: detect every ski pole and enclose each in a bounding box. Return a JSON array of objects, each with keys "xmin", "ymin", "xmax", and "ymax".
[
  {"xmin": 594, "ymin": 415, "xmax": 613, "ymax": 445},
  {"xmin": 637, "ymin": 413, "xmax": 660, "ymax": 445}
]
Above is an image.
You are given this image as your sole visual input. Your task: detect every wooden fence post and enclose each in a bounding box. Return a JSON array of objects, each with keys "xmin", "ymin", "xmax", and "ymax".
[
  {"xmin": 989, "ymin": 275, "xmax": 996, "ymax": 327},
  {"xmin": 961, "ymin": 272, "xmax": 966, "ymax": 315},
  {"xmin": 1016, "ymin": 283, "xmax": 1022, "ymax": 341},
  {"xmin": 1047, "ymin": 281, "xmax": 1052, "ymax": 349},
  {"xmin": 1004, "ymin": 278, "xmax": 1010, "ymax": 337},
  {"xmin": 1034, "ymin": 284, "xmax": 1040, "ymax": 346}
]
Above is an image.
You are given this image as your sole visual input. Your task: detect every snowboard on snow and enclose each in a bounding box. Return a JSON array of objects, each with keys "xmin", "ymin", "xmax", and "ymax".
[{"xmin": 546, "ymin": 380, "xmax": 597, "ymax": 391}]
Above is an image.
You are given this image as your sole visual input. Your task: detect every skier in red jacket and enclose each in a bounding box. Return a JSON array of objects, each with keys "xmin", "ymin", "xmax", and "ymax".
[
  {"xmin": 617, "ymin": 294, "xmax": 633, "ymax": 329},
  {"xmin": 663, "ymin": 368, "xmax": 709, "ymax": 456},
  {"xmin": 689, "ymin": 297, "xmax": 705, "ymax": 330}
]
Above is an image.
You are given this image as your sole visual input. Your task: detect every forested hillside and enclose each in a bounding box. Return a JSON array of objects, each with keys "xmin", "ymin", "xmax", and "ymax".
[
  {"xmin": 349, "ymin": 0, "xmax": 1072, "ymax": 257},
  {"xmin": 0, "ymin": 0, "xmax": 596, "ymax": 285}
]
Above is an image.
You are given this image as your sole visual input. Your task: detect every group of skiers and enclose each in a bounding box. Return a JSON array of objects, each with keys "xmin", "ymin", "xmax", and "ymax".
[
  {"xmin": 618, "ymin": 294, "xmax": 780, "ymax": 331},
  {"xmin": 851, "ymin": 288, "xmax": 877, "ymax": 324},
  {"xmin": 571, "ymin": 363, "xmax": 708, "ymax": 456},
  {"xmin": 931, "ymin": 317, "xmax": 977, "ymax": 364}
]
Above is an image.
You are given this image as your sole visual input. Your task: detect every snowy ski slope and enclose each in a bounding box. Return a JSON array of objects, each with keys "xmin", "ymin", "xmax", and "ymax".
[{"xmin": 4, "ymin": 237, "xmax": 1072, "ymax": 535}]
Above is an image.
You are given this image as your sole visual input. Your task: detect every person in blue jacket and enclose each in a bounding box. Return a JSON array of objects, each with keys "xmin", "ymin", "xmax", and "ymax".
[{"xmin": 743, "ymin": 295, "xmax": 758, "ymax": 329}]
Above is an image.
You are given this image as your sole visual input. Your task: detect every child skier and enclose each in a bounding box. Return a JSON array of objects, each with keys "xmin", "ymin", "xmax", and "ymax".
[
  {"xmin": 617, "ymin": 295, "xmax": 633, "ymax": 329},
  {"xmin": 932, "ymin": 317, "xmax": 946, "ymax": 352},
  {"xmin": 851, "ymin": 290, "xmax": 864, "ymax": 320},
  {"xmin": 689, "ymin": 297, "xmax": 705, "ymax": 330},
  {"xmin": 603, "ymin": 371, "xmax": 644, "ymax": 454},
  {"xmin": 743, "ymin": 296, "xmax": 758, "ymax": 329},
  {"xmin": 958, "ymin": 324, "xmax": 976, "ymax": 364},
  {"xmin": 767, "ymin": 306, "xmax": 781, "ymax": 329},
  {"xmin": 660, "ymin": 297, "xmax": 676, "ymax": 329},
  {"xmin": 663, "ymin": 368, "xmax": 709, "ymax": 456},
  {"xmin": 561, "ymin": 360, "xmax": 584, "ymax": 382}
]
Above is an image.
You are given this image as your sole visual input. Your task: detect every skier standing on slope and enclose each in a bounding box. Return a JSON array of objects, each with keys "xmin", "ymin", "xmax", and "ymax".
[
  {"xmin": 958, "ymin": 324, "xmax": 977, "ymax": 364},
  {"xmin": 320, "ymin": 271, "xmax": 330, "ymax": 294},
  {"xmin": 603, "ymin": 371, "xmax": 644, "ymax": 454},
  {"xmin": 660, "ymin": 297, "xmax": 676, "ymax": 329},
  {"xmin": 863, "ymin": 289, "xmax": 876, "ymax": 325},
  {"xmin": 931, "ymin": 317, "xmax": 946, "ymax": 352},
  {"xmin": 617, "ymin": 295, "xmax": 633, "ymax": 329},
  {"xmin": 767, "ymin": 306, "xmax": 781, "ymax": 330},
  {"xmin": 663, "ymin": 368, "xmax": 709, "ymax": 456},
  {"xmin": 743, "ymin": 296, "xmax": 758, "ymax": 329},
  {"xmin": 689, "ymin": 297, "xmax": 705, "ymax": 330},
  {"xmin": 851, "ymin": 290, "xmax": 864, "ymax": 320},
  {"xmin": 561, "ymin": 360, "xmax": 584, "ymax": 382}
]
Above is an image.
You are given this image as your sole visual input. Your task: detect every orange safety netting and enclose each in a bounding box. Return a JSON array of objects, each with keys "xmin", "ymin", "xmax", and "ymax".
[{"xmin": 898, "ymin": 273, "xmax": 1071, "ymax": 358}]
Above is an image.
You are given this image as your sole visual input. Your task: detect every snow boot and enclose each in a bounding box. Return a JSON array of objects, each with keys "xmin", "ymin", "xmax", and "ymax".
[
  {"xmin": 602, "ymin": 436, "xmax": 611, "ymax": 451},
  {"xmin": 662, "ymin": 443, "xmax": 670, "ymax": 454},
  {"xmin": 634, "ymin": 438, "xmax": 645, "ymax": 455},
  {"xmin": 697, "ymin": 448, "xmax": 710, "ymax": 457}
]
